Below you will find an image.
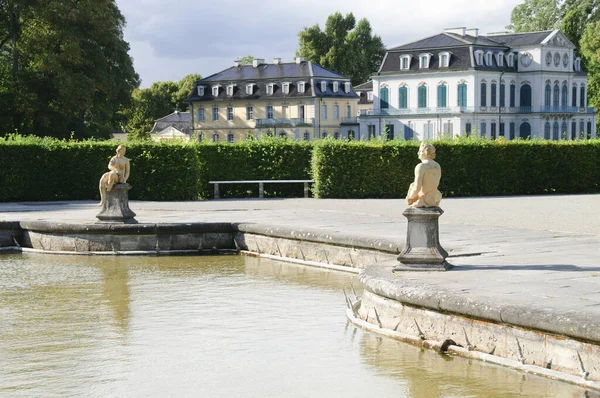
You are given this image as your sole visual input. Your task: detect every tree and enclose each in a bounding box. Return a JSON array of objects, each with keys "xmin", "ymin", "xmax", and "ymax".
[
  {"xmin": 580, "ymin": 20, "xmax": 600, "ymax": 109},
  {"xmin": 560, "ymin": 0, "xmax": 600, "ymax": 55},
  {"xmin": 297, "ymin": 12, "xmax": 385, "ymax": 85},
  {"xmin": 237, "ymin": 55, "xmax": 254, "ymax": 65},
  {"xmin": 506, "ymin": 0, "xmax": 562, "ymax": 32},
  {"xmin": 0, "ymin": 0, "xmax": 139, "ymax": 139},
  {"xmin": 124, "ymin": 73, "xmax": 201, "ymax": 140}
]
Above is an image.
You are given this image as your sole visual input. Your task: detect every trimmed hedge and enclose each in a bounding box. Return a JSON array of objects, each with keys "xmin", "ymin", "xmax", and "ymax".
[{"xmin": 312, "ymin": 138, "xmax": 600, "ymax": 198}]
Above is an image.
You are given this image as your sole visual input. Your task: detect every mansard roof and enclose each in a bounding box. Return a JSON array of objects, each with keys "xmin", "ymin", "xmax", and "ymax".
[
  {"xmin": 154, "ymin": 111, "xmax": 191, "ymax": 123},
  {"xmin": 200, "ymin": 61, "xmax": 345, "ymax": 82},
  {"xmin": 388, "ymin": 32, "xmax": 504, "ymax": 51},
  {"xmin": 354, "ymin": 80, "xmax": 372, "ymax": 91},
  {"xmin": 485, "ymin": 30, "xmax": 554, "ymax": 47}
]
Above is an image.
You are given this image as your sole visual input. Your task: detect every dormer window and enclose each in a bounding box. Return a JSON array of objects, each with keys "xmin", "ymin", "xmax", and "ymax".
[
  {"xmin": 367, "ymin": 92, "xmax": 373, "ymax": 101},
  {"xmin": 438, "ymin": 52, "xmax": 451, "ymax": 68},
  {"xmin": 226, "ymin": 84, "xmax": 235, "ymax": 96},
  {"xmin": 298, "ymin": 81, "xmax": 306, "ymax": 93},
  {"xmin": 574, "ymin": 57, "xmax": 581, "ymax": 71},
  {"xmin": 320, "ymin": 81, "xmax": 327, "ymax": 93},
  {"xmin": 282, "ymin": 82, "xmax": 290, "ymax": 94},
  {"xmin": 419, "ymin": 53, "xmax": 431, "ymax": 69},
  {"xmin": 485, "ymin": 52, "xmax": 494, "ymax": 66},
  {"xmin": 344, "ymin": 82, "xmax": 351, "ymax": 93},
  {"xmin": 246, "ymin": 83, "xmax": 254, "ymax": 95},
  {"xmin": 212, "ymin": 85, "xmax": 220, "ymax": 96},
  {"xmin": 197, "ymin": 86, "xmax": 204, "ymax": 96},
  {"xmin": 266, "ymin": 83, "xmax": 274, "ymax": 95},
  {"xmin": 507, "ymin": 52, "xmax": 515, "ymax": 67},
  {"xmin": 496, "ymin": 52, "xmax": 504, "ymax": 67},
  {"xmin": 400, "ymin": 55, "xmax": 412, "ymax": 70},
  {"xmin": 333, "ymin": 81, "xmax": 339, "ymax": 93},
  {"xmin": 474, "ymin": 50, "xmax": 484, "ymax": 66}
]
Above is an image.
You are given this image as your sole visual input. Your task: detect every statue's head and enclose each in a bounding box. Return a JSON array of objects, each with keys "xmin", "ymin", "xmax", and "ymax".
[
  {"xmin": 116, "ymin": 145, "xmax": 126, "ymax": 155},
  {"xmin": 418, "ymin": 142, "xmax": 436, "ymax": 160}
]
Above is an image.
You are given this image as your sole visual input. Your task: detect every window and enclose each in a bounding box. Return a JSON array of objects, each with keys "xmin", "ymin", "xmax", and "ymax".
[
  {"xmin": 545, "ymin": 82, "xmax": 551, "ymax": 107},
  {"xmin": 279, "ymin": 132, "xmax": 287, "ymax": 140},
  {"xmin": 466, "ymin": 122, "xmax": 472, "ymax": 136},
  {"xmin": 380, "ymin": 86, "xmax": 389, "ymax": 109},
  {"xmin": 367, "ymin": 92, "xmax": 373, "ymax": 101},
  {"xmin": 520, "ymin": 84, "xmax": 532, "ymax": 108},
  {"xmin": 282, "ymin": 82, "xmax": 290, "ymax": 94},
  {"xmin": 197, "ymin": 86, "xmax": 205, "ymax": 96},
  {"xmin": 480, "ymin": 81, "xmax": 487, "ymax": 106},
  {"xmin": 575, "ymin": 58, "xmax": 581, "ymax": 71},
  {"xmin": 344, "ymin": 82, "xmax": 351, "ymax": 93},
  {"xmin": 419, "ymin": 53, "xmax": 431, "ymax": 69},
  {"xmin": 457, "ymin": 83, "xmax": 467, "ymax": 107},
  {"xmin": 491, "ymin": 82, "xmax": 497, "ymax": 107},
  {"xmin": 385, "ymin": 124, "xmax": 394, "ymax": 140},
  {"xmin": 553, "ymin": 122, "xmax": 559, "ymax": 140},
  {"xmin": 321, "ymin": 132, "xmax": 328, "ymax": 139},
  {"xmin": 333, "ymin": 104, "xmax": 339, "ymax": 120},
  {"xmin": 499, "ymin": 82, "xmax": 505, "ymax": 107},
  {"xmin": 497, "ymin": 52, "xmax": 504, "ymax": 67},
  {"xmin": 227, "ymin": 133, "xmax": 234, "ymax": 143},
  {"xmin": 509, "ymin": 83, "xmax": 516, "ymax": 107},
  {"xmin": 333, "ymin": 81, "xmax": 339, "ymax": 93},
  {"xmin": 404, "ymin": 124, "xmax": 414, "ymax": 140},
  {"xmin": 553, "ymin": 83, "xmax": 560, "ymax": 107},
  {"xmin": 212, "ymin": 133, "xmax": 219, "ymax": 142},
  {"xmin": 474, "ymin": 50, "xmax": 484, "ymax": 66},
  {"xmin": 212, "ymin": 106, "xmax": 219, "ymax": 121},
  {"xmin": 544, "ymin": 122, "xmax": 551, "ymax": 139},
  {"xmin": 572, "ymin": 85, "xmax": 578, "ymax": 107},
  {"xmin": 303, "ymin": 132, "xmax": 310, "ymax": 141},
  {"xmin": 400, "ymin": 55, "xmax": 411, "ymax": 70},
  {"xmin": 491, "ymin": 122, "xmax": 497, "ymax": 139},
  {"xmin": 347, "ymin": 130, "xmax": 355, "ymax": 140},
  {"xmin": 580, "ymin": 85, "xmax": 586, "ymax": 107},
  {"xmin": 226, "ymin": 106, "xmax": 234, "ymax": 121},
  {"xmin": 561, "ymin": 83, "xmax": 568, "ymax": 107},
  {"xmin": 486, "ymin": 52, "xmax": 493, "ymax": 66},
  {"xmin": 418, "ymin": 85, "xmax": 427, "ymax": 108},
  {"xmin": 298, "ymin": 105, "xmax": 305, "ymax": 120},
  {"xmin": 509, "ymin": 122, "xmax": 515, "ymax": 140},
  {"xmin": 266, "ymin": 105, "xmax": 274, "ymax": 119},
  {"xmin": 333, "ymin": 132, "xmax": 340, "ymax": 140},
  {"xmin": 571, "ymin": 121, "xmax": 577, "ymax": 139},
  {"xmin": 561, "ymin": 121, "xmax": 568, "ymax": 139},
  {"xmin": 480, "ymin": 122, "xmax": 487, "ymax": 139},
  {"xmin": 368, "ymin": 125, "xmax": 376, "ymax": 139},
  {"xmin": 298, "ymin": 81, "xmax": 305, "ymax": 93},
  {"xmin": 321, "ymin": 104, "xmax": 328, "ymax": 120},
  {"xmin": 226, "ymin": 85, "xmax": 234, "ymax": 96},
  {"xmin": 320, "ymin": 81, "xmax": 327, "ymax": 93},
  {"xmin": 399, "ymin": 86, "xmax": 408, "ymax": 109},
  {"xmin": 246, "ymin": 106, "xmax": 253, "ymax": 120},
  {"xmin": 197, "ymin": 108, "xmax": 205, "ymax": 122},
  {"xmin": 438, "ymin": 52, "xmax": 450, "ymax": 67},
  {"xmin": 266, "ymin": 84, "xmax": 274, "ymax": 95},
  {"xmin": 507, "ymin": 52, "xmax": 514, "ymax": 66},
  {"xmin": 212, "ymin": 85, "xmax": 219, "ymax": 96},
  {"xmin": 246, "ymin": 84, "xmax": 254, "ymax": 95},
  {"xmin": 437, "ymin": 84, "xmax": 447, "ymax": 108},
  {"xmin": 346, "ymin": 104, "xmax": 352, "ymax": 118}
]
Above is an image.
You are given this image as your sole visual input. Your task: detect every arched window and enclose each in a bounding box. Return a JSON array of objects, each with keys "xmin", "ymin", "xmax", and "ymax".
[
  {"xmin": 509, "ymin": 83, "xmax": 516, "ymax": 107},
  {"xmin": 399, "ymin": 86, "xmax": 408, "ymax": 109},
  {"xmin": 212, "ymin": 133, "xmax": 220, "ymax": 142},
  {"xmin": 380, "ymin": 86, "xmax": 389, "ymax": 109},
  {"xmin": 499, "ymin": 81, "xmax": 506, "ymax": 107},
  {"xmin": 347, "ymin": 130, "xmax": 355, "ymax": 140},
  {"xmin": 198, "ymin": 133, "xmax": 204, "ymax": 142},
  {"xmin": 544, "ymin": 83, "xmax": 551, "ymax": 107},
  {"xmin": 333, "ymin": 132, "xmax": 340, "ymax": 140},
  {"xmin": 519, "ymin": 122, "xmax": 531, "ymax": 139},
  {"xmin": 227, "ymin": 133, "xmax": 234, "ymax": 143},
  {"xmin": 278, "ymin": 132, "xmax": 287, "ymax": 140},
  {"xmin": 303, "ymin": 132, "xmax": 310, "ymax": 141},
  {"xmin": 561, "ymin": 83, "xmax": 568, "ymax": 107},
  {"xmin": 520, "ymin": 84, "xmax": 532, "ymax": 108},
  {"xmin": 580, "ymin": 85, "xmax": 586, "ymax": 107},
  {"xmin": 418, "ymin": 85, "xmax": 427, "ymax": 108},
  {"xmin": 544, "ymin": 122, "xmax": 551, "ymax": 139},
  {"xmin": 321, "ymin": 131, "xmax": 328, "ymax": 139},
  {"xmin": 437, "ymin": 84, "xmax": 447, "ymax": 108},
  {"xmin": 561, "ymin": 122, "xmax": 568, "ymax": 139},
  {"xmin": 491, "ymin": 81, "xmax": 497, "ymax": 107},
  {"xmin": 553, "ymin": 83, "xmax": 560, "ymax": 107},
  {"xmin": 572, "ymin": 85, "xmax": 578, "ymax": 107},
  {"xmin": 457, "ymin": 83, "xmax": 467, "ymax": 107},
  {"xmin": 480, "ymin": 81, "xmax": 487, "ymax": 106},
  {"xmin": 552, "ymin": 122, "xmax": 559, "ymax": 140}
]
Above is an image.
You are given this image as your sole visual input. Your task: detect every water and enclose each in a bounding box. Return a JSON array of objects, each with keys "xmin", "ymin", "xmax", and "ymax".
[{"xmin": 0, "ymin": 253, "xmax": 586, "ymax": 397}]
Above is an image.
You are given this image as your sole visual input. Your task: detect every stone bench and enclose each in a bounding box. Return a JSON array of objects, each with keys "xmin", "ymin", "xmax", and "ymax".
[{"xmin": 208, "ymin": 180, "xmax": 314, "ymax": 199}]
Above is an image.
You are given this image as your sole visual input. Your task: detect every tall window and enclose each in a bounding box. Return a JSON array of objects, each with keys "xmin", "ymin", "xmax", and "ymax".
[
  {"xmin": 303, "ymin": 132, "xmax": 310, "ymax": 141},
  {"xmin": 480, "ymin": 122, "xmax": 487, "ymax": 139},
  {"xmin": 480, "ymin": 82, "xmax": 487, "ymax": 106},
  {"xmin": 572, "ymin": 85, "xmax": 578, "ymax": 107},
  {"xmin": 553, "ymin": 122, "xmax": 559, "ymax": 140},
  {"xmin": 499, "ymin": 82, "xmax": 506, "ymax": 107},
  {"xmin": 544, "ymin": 122, "xmax": 551, "ymax": 139},
  {"xmin": 561, "ymin": 122, "xmax": 568, "ymax": 139},
  {"xmin": 545, "ymin": 83, "xmax": 551, "ymax": 107},
  {"xmin": 212, "ymin": 133, "xmax": 219, "ymax": 142},
  {"xmin": 562, "ymin": 84, "xmax": 568, "ymax": 107},
  {"xmin": 266, "ymin": 105, "xmax": 274, "ymax": 119},
  {"xmin": 457, "ymin": 83, "xmax": 467, "ymax": 107},
  {"xmin": 298, "ymin": 105, "xmax": 305, "ymax": 120},
  {"xmin": 491, "ymin": 82, "xmax": 497, "ymax": 107},
  {"xmin": 399, "ymin": 86, "xmax": 408, "ymax": 109},
  {"xmin": 437, "ymin": 84, "xmax": 447, "ymax": 108},
  {"xmin": 212, "ymin": 106, "xmax": 219, "ymax": 121},
  {"xmin": 227, "ymin": 133, "xmax": 234, "ymax": 143},
  {"xmin": 298, "ymin": 82, "xmax": 305, "ymax": 93},
  {"xmin": 580, "ymin": 85, "xmax": 586, "ymax": 107},
  {"xmin": 226, "ymin": 106, "xmax": 234, "ymax": 121},
  {"xmin": 520, "ymin": 84, "xmax": 532, "ymax": 108},
  {"xmin": 418, "ymin": 85, "xmax": 427, "ymax": 108},
  {"xmin": 321, "ymin": 104, "xmax": 328, "ymax": 120},
  {"xmin": 346, "ymin": 104, "xmax": 352, "ymax": 118},
  {"xmin": 509, "ymin": 84, "xmax": 515, "ymax": 107},
  {"xmin": 380, "ymin": 87, "xmax": 389, "ymax": 109},
  {"xmin": 553, "ymin": 83, "xmax": 560, "ymax": 107},
  {"xmin": 368, "ymin": 125, "xmax": 376, "ymax": 139},
  {"xmin": 333, "ymin": 104, "xmax": 340, "ymax": 120},
  {"xmin": 572, "ymin": 121, "xmax": 577, "ymax": 139},
  {"xmin": 509, "ymin": 122, "xmax": 515, "ymax": 139},
  {"xmin": 491, "ymin": 122, "xmax": 497, "ymax": 139},
  {"xmin": 246, "ymin": 106, "xmax": 253, "ymax": 120},
  {"xmin": 197, "ymin": 108, "xmax": 205, "ymax": 122}
]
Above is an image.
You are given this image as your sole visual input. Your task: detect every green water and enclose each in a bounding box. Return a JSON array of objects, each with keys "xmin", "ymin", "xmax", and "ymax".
[{"xmin": 0, "ymin": 253, "xmax": 586, "ymax": 397}]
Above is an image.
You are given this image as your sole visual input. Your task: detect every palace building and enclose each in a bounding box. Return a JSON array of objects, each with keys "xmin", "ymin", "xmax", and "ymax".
[
  {"xmin": 186, "ymin": 57, "xmax": 359, "ymax": 142},
  {"xmin": 359, "ymin": 28, "xmax": 597, "ymax": 141}
]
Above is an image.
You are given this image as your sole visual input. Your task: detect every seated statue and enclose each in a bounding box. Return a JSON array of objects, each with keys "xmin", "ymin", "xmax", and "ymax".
[
  {"xmin": 405, "ymin": 142, "xmax": 442, "ymax": 208},
  {"xmin": 99, "ymin": 145, "xmax": 130, "ymax": 206}
]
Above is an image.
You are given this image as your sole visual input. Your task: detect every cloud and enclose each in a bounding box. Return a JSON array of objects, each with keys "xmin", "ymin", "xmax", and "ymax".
[{"xmin": 116, "ymin": 0, "xmax": 523, "ymax": 87}]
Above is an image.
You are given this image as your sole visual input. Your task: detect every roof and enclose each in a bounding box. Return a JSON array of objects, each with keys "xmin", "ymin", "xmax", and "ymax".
[
  {"xmin": 485, "ymin": 31, "xmax": 554, "ymax": 47},
  {"xmin": 354, "ymin": 81, "xmax": 373, "ymax": 91},
  {"xmin": 389, "ymin": 32, "xmax": 505, "ymax": 51},
  {"xmin": 154, "ymin": 111, "xmax": 191, "ymax": 123},
  {"xmin": 154, "ymin": 126, "xmax": 188, "ymax": 137},
  {"xmin": 200, "ymin": 61, "xmax": 344, "ymax": 82}
]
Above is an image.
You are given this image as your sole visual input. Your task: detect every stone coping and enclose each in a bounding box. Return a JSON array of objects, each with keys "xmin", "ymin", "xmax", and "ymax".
[
  {"xmin": 360, "ymin": 261, "xmax": 600, "ymax": 344},
  {"xmin": 17, "ymin": 221, "xmax": 236, "ymax": 235}
]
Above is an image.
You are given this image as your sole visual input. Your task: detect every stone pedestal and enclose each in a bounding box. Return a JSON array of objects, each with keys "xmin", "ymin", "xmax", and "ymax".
[
  {"xmin": 96, "ymin": 183, "xmax": 137, "ymax": 223},
  {"xmin": 394, "ymin": 206, "xmax": 450, "ymax": 272}
]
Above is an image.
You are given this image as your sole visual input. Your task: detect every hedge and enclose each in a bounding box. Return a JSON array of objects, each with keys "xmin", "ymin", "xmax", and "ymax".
[{"xmin": 311, "ymin": 138, "xmax": 600, "ymax": 198}]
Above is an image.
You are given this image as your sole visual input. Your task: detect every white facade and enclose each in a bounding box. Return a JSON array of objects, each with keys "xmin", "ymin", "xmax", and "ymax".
[{"xmin": 359, "ymin": 29, "xmax": 596, "ymax": 141}]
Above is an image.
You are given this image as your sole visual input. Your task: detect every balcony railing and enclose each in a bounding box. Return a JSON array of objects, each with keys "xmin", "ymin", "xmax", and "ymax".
[
  {"xmin": 255, "ymin": 118, "xmax": 314, "ymax": 128},
  {"xmin": 359, "ymin": 105, "xmax": 596, "ymax": 117},
  {"xmin": 340, "ymin": 117, "xmax": 359, "ymax": 124}
]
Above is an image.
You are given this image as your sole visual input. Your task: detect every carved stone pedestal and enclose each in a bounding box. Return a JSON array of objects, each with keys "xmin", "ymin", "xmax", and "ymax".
[
  {"xmin": 96, "ymin": 183, "xmax": 137, "ymax": 223},
  {"xmin": 394, "ymin": 206, "xmax": 451, "ymax": 272}
]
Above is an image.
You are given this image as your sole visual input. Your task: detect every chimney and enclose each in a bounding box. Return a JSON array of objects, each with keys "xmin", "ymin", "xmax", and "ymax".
[
  {"xmin": 444, "ymin": 27, "xmax": 466, "ymax": 36},
  {"xmin": 465, "ymin": 28, "xmax": 479, "ymax": 38},
  {"xmin": 252, "ymin": 58, "xmax": 265, "ymax": 68},
  {"xmin": 296, "ymin": 56, "xmax": 305, "ymax": 64},
  {"xmin": 273, "ymin": 58, "xmax": 281, "ymax": 65},
  {"xmin": 233, "ymin": 60, "xmax": 241, "ymax": 67}
]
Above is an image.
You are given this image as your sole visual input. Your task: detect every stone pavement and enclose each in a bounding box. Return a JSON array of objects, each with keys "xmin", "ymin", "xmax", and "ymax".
[{"xmin": 1, "ymin": 194, "xmax": 600, "ymax": 338}]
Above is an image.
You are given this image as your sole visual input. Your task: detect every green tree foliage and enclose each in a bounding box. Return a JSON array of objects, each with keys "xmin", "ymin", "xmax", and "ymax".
[
  {"xmin": 125, "ymin": 73, "xmax": 200, "ymax": 140},
  {"xmin": 560, "ymin": 0, "xmax": 600, "ymax": 55},
  {"xmin": 237, "ymin": 55, "xmax": 254, "ymax": 65},
  {"xmin": 580, "ymin": 20, "xmax": 600, "ymax": 109},
  {"xmin": 297, "ymin": 12, "xmax": 385, "ymax": 85},
  {"xmin": 0, "ymin": 0, "xmax": 139, "ymax": 139},
  {"xmin": 506, "ymin": 0, "xmax": 562, "ymax": 32}
]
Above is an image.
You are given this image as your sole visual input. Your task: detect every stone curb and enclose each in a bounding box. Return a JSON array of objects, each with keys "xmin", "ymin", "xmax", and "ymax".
[{"xmin": 17, "ymin": 221, "xmax": 236, "ymax": 235}]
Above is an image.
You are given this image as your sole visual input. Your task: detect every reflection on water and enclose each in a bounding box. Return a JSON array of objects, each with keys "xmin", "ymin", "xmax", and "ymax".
[{"xmin": 0, "ymin": 253, "xmax": 586, "ymax": 397}]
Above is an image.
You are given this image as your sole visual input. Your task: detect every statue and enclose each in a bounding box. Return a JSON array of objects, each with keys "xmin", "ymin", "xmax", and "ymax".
[
  {"xmin": 99, "ymin": 145, "xmax": 130, "ymax": 207},
  {"xmin": 405, "ymin": 142, "xmax": 442, "ymax": 208}
]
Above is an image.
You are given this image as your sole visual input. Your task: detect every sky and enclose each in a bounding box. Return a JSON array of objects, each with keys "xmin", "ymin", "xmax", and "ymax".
[{"xmin": 115, "ymin": 0, "xmax": 525, "ymax": 88}]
